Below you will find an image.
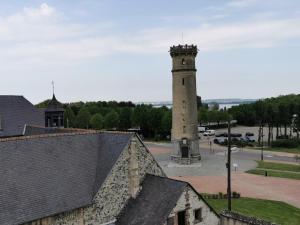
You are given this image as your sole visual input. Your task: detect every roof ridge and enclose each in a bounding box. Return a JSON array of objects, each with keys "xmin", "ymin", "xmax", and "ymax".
[
  {"xmin": 147, "ymin": 174, "xmax": 190, "ymax": 185},
  {"xmin": 0, "ymin": 130, "xmax": 99, "ymax": 142},
  {"xmin": 0, "ymin": 129, "xmax": 135, "ymax": 143}
]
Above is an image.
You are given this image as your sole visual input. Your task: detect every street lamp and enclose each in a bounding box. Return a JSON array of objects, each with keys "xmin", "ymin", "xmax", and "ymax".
[
  {"xmin": 227, "ymin": 117, "xmax": 232, "ymax": 211},
  {"xmin": 261, "ymin": 124, "xmax": 264, "ymax": 161}
]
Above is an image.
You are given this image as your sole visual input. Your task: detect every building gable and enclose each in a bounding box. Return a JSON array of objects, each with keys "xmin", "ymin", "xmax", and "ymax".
[{"xmin": 168, "ymin": 185, "xmax": 220, "ymax": 225}]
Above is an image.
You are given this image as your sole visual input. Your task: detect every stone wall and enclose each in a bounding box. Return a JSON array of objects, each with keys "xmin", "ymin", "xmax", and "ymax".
[
  {"xmin": 25, "ymin": 134, "xmax": 164, "ymax": 225},
  {"xmin": 220, "ymin": 211, "xmax": 276, "ymax": 225},
  {"xmin": 166, "ymin": 186, "xmax": 220, "ymax": 225}
]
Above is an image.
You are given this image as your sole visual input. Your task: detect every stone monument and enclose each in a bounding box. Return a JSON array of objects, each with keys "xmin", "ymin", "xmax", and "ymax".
[{"xmin": 170, "ymin": 44, "xmax": 201, "ymax": 164}]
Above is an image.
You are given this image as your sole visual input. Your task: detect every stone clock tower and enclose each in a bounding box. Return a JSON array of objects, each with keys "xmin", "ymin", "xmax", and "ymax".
[{"xmin": 170, "ymin": 44, "xmax": 201, "ymax": 164}]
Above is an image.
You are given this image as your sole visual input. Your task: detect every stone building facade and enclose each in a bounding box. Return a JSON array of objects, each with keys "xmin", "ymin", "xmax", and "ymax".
[
  {"xmin": 170, "ymin": 44, "xmax": 201, "ymax": 164},
  {"xmin": 1, "ymin": 129, "xmax": 220, "ymax": 225},
  {"xmin": 167, "ymin": 186, "xmax": 220, "ymax": 225}
]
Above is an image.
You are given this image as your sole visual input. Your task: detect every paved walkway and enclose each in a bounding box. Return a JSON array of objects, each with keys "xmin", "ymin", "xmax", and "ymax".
[
  {"xmin": 146, "ymin": 143, "xmax": 300, "ymax": 208},
  {"xmin": 172, "ymin": 173, "xmax": 300, "ymax": 208}
]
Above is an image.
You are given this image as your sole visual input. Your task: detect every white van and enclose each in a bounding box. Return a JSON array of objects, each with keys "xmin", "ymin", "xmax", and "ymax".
[
  {"xmin": 198, "ymin": 126, "xmax": 206, "ymax": 133},
  {"xmin": 203, "ymin": 130, "xmax": 215, "ymax": 136}
]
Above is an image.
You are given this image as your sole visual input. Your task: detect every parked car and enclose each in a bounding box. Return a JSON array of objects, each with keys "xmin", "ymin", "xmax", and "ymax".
[
  {"xmin": 229, "ymin": 133, "xmax": 242, "ymax": 141},
  {"xmin": 215, "ymin": 132, "xmax": 228, "ymax": 137},
  {"xmin": 214, "ymin": 138, "xmax": 227, "ymax": 144},
  {"xmin": 203, "ymin": 130, "xmax": 216, "ymax": 136},
  {"xmin": 245, "ymin": 132, "xmax": 255, "ymax": 142}
]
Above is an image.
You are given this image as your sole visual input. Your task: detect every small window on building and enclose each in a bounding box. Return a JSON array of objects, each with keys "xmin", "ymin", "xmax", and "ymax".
[
  {"xmin": 181, "ymin": 58, "xmax": 186, "ymax": 65},
  {"xmin": 183, "ymin": 126, "xmax": 186, "ymax": 133},
  {"xmin": 182, "ymin": 78, "xmax": 185, "ymax": 86},
  {"xmin": 194, "ymin": 208, "xmax": 203, "ymax": 222}
]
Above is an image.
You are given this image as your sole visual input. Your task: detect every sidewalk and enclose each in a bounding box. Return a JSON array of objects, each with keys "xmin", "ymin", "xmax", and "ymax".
[{"xmin": 172, "ymin": 173, "xmax": 300, "ymax": 208}]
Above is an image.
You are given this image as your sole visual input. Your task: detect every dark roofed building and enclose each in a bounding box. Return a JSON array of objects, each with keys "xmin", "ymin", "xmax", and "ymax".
[
  {"xmin": 117, "ymin": 174, "xmax": 219, "ymax": 225},
  {"xmin": 0, "ymin": 130, "xmax": 220, "ymax": 225},
  {"xmin": 0, "ymin": 131, "xmax": 132, "ymax": 224},
  {"xmin": 117, "ymin": 174, "xmax": 187, "ymax": 225},
  {"xmin": 0, "ymin": 96, "xmax": 44, "ymax": 138},
  {"xmin": 45, "ymin": 94, "xmax": 64, "ymax": 128}
]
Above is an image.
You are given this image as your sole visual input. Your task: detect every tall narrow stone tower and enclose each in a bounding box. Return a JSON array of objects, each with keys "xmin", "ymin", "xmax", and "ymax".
[{"xmin": 170, "ymin": 44, "xmax": 201, "ymax": 164}]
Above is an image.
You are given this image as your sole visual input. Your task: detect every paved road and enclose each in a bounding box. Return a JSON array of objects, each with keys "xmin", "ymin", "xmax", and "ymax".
[{"xmin": 145, "ymin": 141, "xmax": 300, "ymax": 208}]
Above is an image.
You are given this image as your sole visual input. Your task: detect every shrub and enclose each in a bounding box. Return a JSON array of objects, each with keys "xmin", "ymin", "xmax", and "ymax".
[{"xmin": 271, "ymin": 139, "xmax": 300, "ymax": 148}]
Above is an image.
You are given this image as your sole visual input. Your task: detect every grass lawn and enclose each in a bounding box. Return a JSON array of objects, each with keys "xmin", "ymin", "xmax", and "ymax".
[
  {"xmin": 257, "ymin": 161, "xmax": 300, "ymax": 172},
  {"xmin": 246, "ymin": 161, "xmax": 300, "ymax": 180},
  {"xmin": 264, "ymin": 146, "xmax": 300, "ymax": 154},
  {"xmin": 206, "ymin": 197, "xmax": 300, "ymax": 225},
  {"xmin": 247, "ymin": 169, "xmax": 300, "ymax": 180}
]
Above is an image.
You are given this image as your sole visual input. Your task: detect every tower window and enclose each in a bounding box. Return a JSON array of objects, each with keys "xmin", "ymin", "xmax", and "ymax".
[
  {"xmin": 181, "ymin": 58, "xmax": 186, "ymax": 65},
  {"xmin": 182, "ymin": 78, "xmax": 185, "ymax": 85},
  {"xmin": 183, "ymin": 126, "xmax": 186, "ymax": 133}
]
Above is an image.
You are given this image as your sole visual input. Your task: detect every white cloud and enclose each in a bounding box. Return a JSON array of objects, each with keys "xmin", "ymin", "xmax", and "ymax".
[
  {"xmin": 227, "ymin": 0, "xmax": 261, "ymax": 8},
  {"xmin": 0, "ymin": 2, "xmax": 300, "ymax": 67}
]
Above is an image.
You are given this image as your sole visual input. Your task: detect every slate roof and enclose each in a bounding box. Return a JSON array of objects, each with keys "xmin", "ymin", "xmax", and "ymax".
[
  {"xmin": 0, "ymin": 96, "xmax": 44, "ymax": 137},
  {"xmin": 116, "ymin": 174, "xmax": 187, "ymax": 225},
  {"xmin": 0, "ymin": 131, "xmax": 133, "ymax": 225},
  {"xmin": 23, "ymin": 125, "xmax": 84, "ymax": 136},
  {"xmin": 45, "ymin": 94, "xmax": 64, "ymax": 112}
]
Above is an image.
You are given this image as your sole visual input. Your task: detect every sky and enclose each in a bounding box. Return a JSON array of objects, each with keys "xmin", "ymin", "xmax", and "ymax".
[{"xmin": 0, "ymin": 0, "xmax": 300, "ymax": 104}]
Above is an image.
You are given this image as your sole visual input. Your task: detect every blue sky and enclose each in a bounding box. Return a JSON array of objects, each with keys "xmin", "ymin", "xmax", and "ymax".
[{"xmin": 0, "ymin": 0, "xmax": 300, "ymax": 103}]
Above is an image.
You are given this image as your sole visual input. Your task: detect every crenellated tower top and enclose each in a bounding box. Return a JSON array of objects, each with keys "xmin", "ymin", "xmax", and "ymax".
[{"xmin": 170, "ymin": 44, "xmax": 198, "ymax": 57}]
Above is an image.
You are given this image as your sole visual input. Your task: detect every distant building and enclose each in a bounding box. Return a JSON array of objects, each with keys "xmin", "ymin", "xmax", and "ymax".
[
  {"xmin": 0, "ymin": 95, "xmax": 44, "ymax": 138},
  {"xmin": 45, "ymin": 94, "xmax": 64, "ymax": 128},
  {"xmin": 170, "ymin": 44, "xmax": 201, "ymax": 164},
  {"xmin": 0, "ymin": 129, "xmax": 220, "ymax": 225}
]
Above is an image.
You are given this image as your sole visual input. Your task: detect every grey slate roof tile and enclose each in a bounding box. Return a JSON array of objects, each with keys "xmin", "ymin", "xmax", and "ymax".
[
  {"xmin": 0, "ymin": 131, "xmax": 132, "ymax": 225},
  {"xmin": 116, "ymin": 174, "xmax": 187, "ymax": 225},
  {"xmin": 0, "ymin": 96, "xmax": 44, "ymax": 137}
]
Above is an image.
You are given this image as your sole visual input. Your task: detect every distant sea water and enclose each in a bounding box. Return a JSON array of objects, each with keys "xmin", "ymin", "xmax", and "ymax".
[
  {"xmin": 138, "ymin": 99, "xmax": 256, "ymax": 109},
  {"xmin": 218, "ymin": 103, "xmax": 239, "ymax": 110},
  {"xmin": 150, "ymin": 103, "xmax": 240, "ymax": 109}
]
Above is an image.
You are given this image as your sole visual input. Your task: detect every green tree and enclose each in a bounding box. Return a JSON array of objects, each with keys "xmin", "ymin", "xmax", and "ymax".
[
  {"xmin": 198, "ymin": 108, "xmax": 208, "ymax": 124},
  {"xmin": 104, "ymin": 110, "xmax": 119, "ymax": 129},
  {"xmin": 119, "ymin": 107, "xmax": 132, "ymax": 129},
  {"xmin": 161, "ymin": 110, "xmax": 172, "ymax": 138},
  {"xmin": 64, "ymin": 106, "xmax": 76, "ymax": 128},
  {"xmin": 76, "ymin": 107, "xmax": 91, "ymax": 129},
  {"xmin": 90, "ymin": 113, "xmax": 104, "ymax": 130},
  {"xmin": 148, "ymin": 107, "xmax": 164, "ymax": 138},
  {"xmin": 132, "ymin": 104, "xmax": 151, "ymax": 136}
]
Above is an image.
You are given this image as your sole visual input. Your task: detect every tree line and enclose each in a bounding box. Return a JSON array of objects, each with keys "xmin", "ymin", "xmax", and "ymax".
[
  {"xmin": 228, "ymin": 94, "xmax": 300, "ymax": 145},
  {"xmin": 36, "ymin": 94, "xmax": 300, "ymax": 143},
  {"xmin": 37, "ymin": 100, "xmax": 172, "ymax": 140}
]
